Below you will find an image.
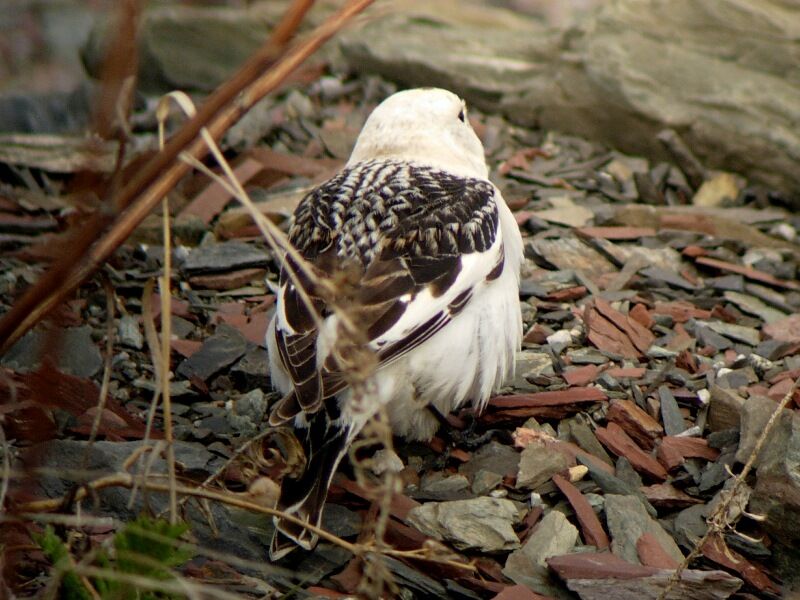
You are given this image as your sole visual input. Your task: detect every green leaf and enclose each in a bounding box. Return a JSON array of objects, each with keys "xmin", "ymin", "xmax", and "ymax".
[{"xmin": 33, "ymin": 526, "xmax": 93, "ymax": 600}]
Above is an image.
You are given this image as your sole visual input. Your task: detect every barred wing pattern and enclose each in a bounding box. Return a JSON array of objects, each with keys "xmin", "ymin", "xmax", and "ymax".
[{"xmin": 268, "ymin": 159, "xmax": 504, "ymax": 557}]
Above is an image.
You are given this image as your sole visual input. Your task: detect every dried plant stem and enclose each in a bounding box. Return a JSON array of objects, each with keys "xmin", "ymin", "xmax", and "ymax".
[
  {"xmin": 657, "ymin": 377, "xmax": 799, "ymax": 600},
  {"xmin": 17, "ymin": 473, "xmax": 475, "ymax": 572},
  {"xmin": 157, "ymin": 99, "xmax": 177, "ymax": 526},
  {"xmin": 80, "ymin": 279, "xmax": 115, "ymax": 471}
]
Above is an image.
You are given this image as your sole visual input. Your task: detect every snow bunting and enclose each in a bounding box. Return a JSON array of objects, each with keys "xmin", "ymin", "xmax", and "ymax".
[{"xmin": 266, "ymin": 88, "xmax": 523, "ymax": 559}]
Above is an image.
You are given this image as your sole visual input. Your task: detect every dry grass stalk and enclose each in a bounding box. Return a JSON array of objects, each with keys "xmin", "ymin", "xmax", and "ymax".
[
  {"xmin": 157, "ymin": 98, "xmax": 178, "ymax": 526},
  {"xmin": 79, "ymin": 279, "xmax": 115, "ymax": 471},
  {"xmin": 657, "ymin": 376, "xmax": 799, "ymax": 599}
]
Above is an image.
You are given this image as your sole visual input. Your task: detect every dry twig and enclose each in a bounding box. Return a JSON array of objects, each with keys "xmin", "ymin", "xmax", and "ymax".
[{"xmin": 657, "ymin": 377, "xmax": 799, "ymax": 599}]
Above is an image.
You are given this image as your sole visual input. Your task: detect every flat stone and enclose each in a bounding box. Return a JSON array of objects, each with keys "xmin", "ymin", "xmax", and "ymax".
[
  {"xmin": 724, "ymin": 291, "xmax": 786, "ymax": 325},
  {"xmin": 637, "ymin": 531, "xmax": 680, "ymax": 569},
  {"xmin": 491, "ymin": 585, "xmax": 551, "ymax": 600},
  {"xmin": 755, "ymin": 339, "xmax": 799, "ymax": 361},
  {"xmin": 715, "ymin": 367, "xmax": 758, "ymax": 390},
  {"xmin": 229, "ymin": 387, "xmax": 267, "ymax": 425},
  {"xmin": 658, "ymin": 386, "xmax": 687, "ymax": 436},
  {"xmin": 181, "ymin": 241, "xmax": 270, "ymax": 275},
  {"xmin": 117, "ymin": 314, "xmax": 144, "ymax": 350},
  {"xmin": 511, "ymin": 350, "xmax": 556, "ymax": 390},
  {"xmin": 407, "ymin": 496, "xmax": 521, "ymax": 552},
  {"xmin": 176, "ymin": 324, "xmax": 247, "ymax": 381},
  {"xmin": 516, "ymin": 440, "xmax": 570, "ymax": 489},
  {"xmin": 418, "ymin": 473, "xmax": 472, "ymax": 501},
  {"xmin": 16, "ymin": 439, "xmax": 273, "ymax": 561},
  {"xmin": 471, "ymin": 469, "xmax": 503, "ymax": 496},
  {"xmin": 615, "ymin": 457, "xmax": 643, "ymax": 489},
  {"xmin": 321, "ymin": 503, "xmax": 362, "ymax": 539},
  {"xmin": 579, "ymin": 455, "xmax": 657, "ymax": 518},
  {"xmin": 639, "ymin": 266, "xmax": 697, "ymax": 290},
  {"xmin": 384, "ymin": 555, "xmax": 447, "ymax": 598},
  {"xmin": 567, "ymin": 416, "xmax": 614, "ymax": 466},
  {"xmin": 84, "ymin": 4, "xmax": 287, "ymax": 94},
  {"xmin": 763, "ymin": 314, "xmax": 800, "ymax": 344},
  {"xmin": 698, "ymin": 450, "xmax": 737, "ymax": 493},
  {"xmin": 459, "ymin": 441, "xmax": 520, "ymax": 480},
  {"xmin": 548, "ymin": 552, "xmax": 741, "ymax": 600},
  {"xmin": 595, "ymin": 423, "xmax": 668, "ymax": 480},
  {"xmin": 230, "ymin": 345, "xmax": 270, "ymax": 389},
  {"xmin": 552, "ymin": 473, "xmax": 609, "ymax": 550},
  {"xmin": 568, "ymin": 348, "xmax": 611, "ymax": 365},
  {"xmin": 641, "ymin": 483, "xmax": 703, "ymax": 509},
  {"xmin": 658, "ymin": 437, "xmax": 720, "ymax": 472},
  {"xmin": 604, "ymin": 494, "xmax": 684, "ymax": 566},
  {"xmin": 708, "ymin": 386, "xmax": 744, "ymax": 432},
  {"xmin": 291, "ymin": 543, "xmax": 351, "ymax": 586},
  {"xmin": 1, "ymin": 325, "xmax": 102, "ymax": 378},
  {"xmin": 503, "ymin": 510, "xmax": 578, "ymax": 598},
  {"xmin": 694, "ymin": 325, "xmax": 732, "ymax": 351},
  {"xmin": 703, "ymin": 321, "xmax": 761, "ymax": 346},
  {"xmin": 736, "ymin": 394, "xmax": 786, "ymax": 465},
  {"xmin": 673, "ymin": 504, "xmax": 710, "ymax": 550},
  {"xmin": 607, "ymin": 399, "xmax": 663, "ymax": 450}
]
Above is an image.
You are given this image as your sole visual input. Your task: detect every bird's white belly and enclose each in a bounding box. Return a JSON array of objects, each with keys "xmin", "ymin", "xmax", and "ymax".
[{"xmin": 376, "ymin": 265, "xmax": 521, "ymax": 441}]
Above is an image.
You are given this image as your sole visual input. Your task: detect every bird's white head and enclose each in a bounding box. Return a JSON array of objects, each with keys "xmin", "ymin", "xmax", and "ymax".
[{"xmin": 347, "ymin": 88, "xmax": 488, "ymax": 179}]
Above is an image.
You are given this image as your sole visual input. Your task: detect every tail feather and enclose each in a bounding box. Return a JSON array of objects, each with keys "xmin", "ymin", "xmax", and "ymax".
[{"xmin": 269, "ymin": 414, "xmax": 350, "ymax": 561}]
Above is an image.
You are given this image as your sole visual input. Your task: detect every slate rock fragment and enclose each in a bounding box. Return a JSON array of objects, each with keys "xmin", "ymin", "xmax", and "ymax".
[
  {"xmin": 2, "ymin": 325, "xmax": 102, "ymax": 378},
  {"xmin": 407, "ymin": 497, "xmax": 521, "ymax": 552},
  {"xmin": 503, "ymin": 510, "xmax": 578, "ymax": 598},
  {"xmin": 604, "ymin": 494, "xmax": 683, "ymax": 565},
  {"xmin": 176, "ymin": 324, "xmax": 247, "ymax": 381}
]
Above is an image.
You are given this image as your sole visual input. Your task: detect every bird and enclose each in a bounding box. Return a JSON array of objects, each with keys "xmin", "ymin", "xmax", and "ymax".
[{"xmin": 265, "ymin": 87, "xmax": 523, "ymax": 559}]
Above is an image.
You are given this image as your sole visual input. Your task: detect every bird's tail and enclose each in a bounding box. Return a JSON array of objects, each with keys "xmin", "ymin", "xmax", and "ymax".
[{"xmin": 269, "ymin": 415, "xmax": 350, "ymax": 561}]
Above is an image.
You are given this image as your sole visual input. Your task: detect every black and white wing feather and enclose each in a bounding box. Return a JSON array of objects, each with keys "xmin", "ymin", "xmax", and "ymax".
[
  {"xmin": 270, "ymin": 159, "xmax": 501, "ymax": 424},
  {"xmin": 268, "ymin": 159, "xmax": 505, "ymax": 557}
]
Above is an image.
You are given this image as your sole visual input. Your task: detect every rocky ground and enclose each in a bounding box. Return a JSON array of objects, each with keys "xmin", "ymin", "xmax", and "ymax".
[{"xmin": 2, "ymin": 1, "xmax": 800, "ymax": 599}]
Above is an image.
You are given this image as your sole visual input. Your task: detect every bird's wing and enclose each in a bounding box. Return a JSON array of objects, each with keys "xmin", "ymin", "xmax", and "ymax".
[{"xmin": 269, "ymin": 159, "xmax": 505, "ymax": 426}]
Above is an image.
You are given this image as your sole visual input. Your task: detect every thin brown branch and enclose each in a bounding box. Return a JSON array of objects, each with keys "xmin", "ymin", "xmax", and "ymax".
[
  {"xmin": 0, "ymin": 0, "xmax": 375, "ymax": 355},
  {"xmin": 270, "ymin": 0, "xmax": 317, "ymax": 47}
]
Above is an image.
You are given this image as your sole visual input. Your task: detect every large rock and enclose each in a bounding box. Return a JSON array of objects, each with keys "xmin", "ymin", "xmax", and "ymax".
[
  {"xmin": 338, "ymin": 3, "xmax": 555, "ymax": 111},
  {"xmin": 82, "ymin": 3, "xmax": 289, "ymax": 94},
  {"xmin": 746, "ymin": 399, "xmax": 800, "ymax": 590},
  {"xmin": 337, "ymin": 0, "xmax": 800, "ymax": 193},
  {"xmin": 81, "ymin": 0, "xmax": 800, "ymax": 191}
]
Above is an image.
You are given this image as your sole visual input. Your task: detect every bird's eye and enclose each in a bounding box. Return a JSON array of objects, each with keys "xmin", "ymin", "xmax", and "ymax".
[{"xmin": 457, "ymin": 107, "xmax": 466, "ymax": 123}]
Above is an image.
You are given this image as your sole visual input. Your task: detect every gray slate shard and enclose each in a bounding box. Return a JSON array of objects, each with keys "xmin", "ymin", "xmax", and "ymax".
[
  {"xmin": 176, "ymin": 324, "xmax": 247, "ymax": 381},
  {"xmin": 1, "ymin": 325, "xmax": 102, "ymax": 378},
  {"xmin": 0, "ymin": 84, "xmax": 93, "ymax": 134},
  {"xmin": 230, "ymin": 345, "xmax": 271, "ymax": 389},
  {"xmin": 659, "ymin": 385, "xmax": 687, "ymax": 436},
  {"xmin": 384, "ymin": 555, "xmax": 447, "ymax": 597},
  {"xmin": 182, "ymin": 241, "xmax": 270, "ymax": 275},
  {"xmin": 605, "ymin": 494, "xmax": 684, "ymax": 565},
  {"xmin": 580, "ymin": 455, "xmax": 657, "ymax": 518}
]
